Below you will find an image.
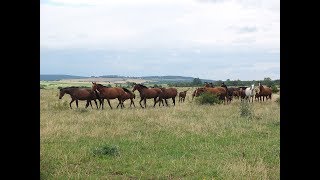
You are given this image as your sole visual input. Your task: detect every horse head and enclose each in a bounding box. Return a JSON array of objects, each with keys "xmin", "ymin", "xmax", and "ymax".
[{"xmin": 58, "ymin": 88, "xmax": 66, "ymax": 99}]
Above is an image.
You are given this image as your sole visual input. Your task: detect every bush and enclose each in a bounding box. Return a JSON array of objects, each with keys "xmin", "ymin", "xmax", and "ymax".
[
  {"xmin": 195, "ymin": 92, "xmax": 222, "ymax": 105},
  {"xmin": 92, "ymin": 144, "xmax": 120, "ymax": 157},
  {"xmin": 239, "ymin": 100, "xmax": 254, "ymax": 118},
  {"xmin": 271, "ymin": 85, "xmax": 279, "ymax": 93},
  {"xmin": 40, "ymin": 84, "xmax": 46, "ymax": 89}
]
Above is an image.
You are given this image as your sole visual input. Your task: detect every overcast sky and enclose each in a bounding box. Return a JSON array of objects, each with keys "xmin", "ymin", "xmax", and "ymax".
[{"xmin": 40, "ymin": 0, "xmax": 280, "ymax": 80}]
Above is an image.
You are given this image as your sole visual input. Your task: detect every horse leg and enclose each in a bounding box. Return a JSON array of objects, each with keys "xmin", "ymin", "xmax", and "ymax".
[
  {"xmin": 139, "ymin": 98, "xmax": 144, "ymax": 108},
  {"xmin": 116, "ymin": 101, "xmax": 120, "ymax": 108},
  {"xmin": 165, "ymin": 99, "xmax": 169, "ymax": 106},
  {"xmin": 131, "ymin": 99, "xmax": 135, "ymax": 108},
  {"xmin": 107, "ymin": 99, "xmax": 113, "ymax": 109},
  {"xmin": 153, "ymin": 97, "xmax": 157, "ymax": 107},
  {"xmin": 76, "ymin": 100, "xmax": 79, "ymax": 108},
  {"xmin": 121, "ymin": 99, "xmax": 125, "ymax": 108},
  {"xmin": 94, "ymin": 99, "xmax": 98, "ymax": 109},
  {"xmin": 69, "ymin": 99, "xmax": 75, "ymax": 109},
  {"xmin": 144, "ymin": 98, "xmax": 147, "ymax": 108},
  {"xmin": 101, "ymin": 99, "xmax": 104, "ymax": 109},
  {"xmin": 89, "ymin": 101, "xmax": 93, "ymax": 108},
  {"xmin": 85, "ymin": 101, "xmax": 89, "ymax": 108}
]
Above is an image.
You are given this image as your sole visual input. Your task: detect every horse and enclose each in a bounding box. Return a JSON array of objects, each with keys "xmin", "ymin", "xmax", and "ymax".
[
  {"xmin": 59, "ymin": 87, "xmax": 101, "ymax": 109},
  {"xmin": 157, "ymin": 87, "xmax": 178, "ymax": 106},
  {"xmin": 116, "ymin": 88, "xmax": 136, "ymax": 108},
  {"xmin": 258, "ymin": 82, "xmax": 272, "ymax": 101},
  {"xmin": 132, "ymin": 83, "xmax": 162, "ymax": 108},
  {"xmin": 244, "ymin": 84, "xmax": 256, "ymax": 103},
  {"xmin": 221, "ymin": 82, "xmax": 231, "ymax": 103},
  {"xmin": 91, "ymin": 82, "xmax": 126, "ymax": 109},
  {"xmin": 178, "ymin": 88, "xmax": 189, "ymax": 102},
  {"xmin": 232, "ymin": 90, "xmax": 240, "ymax": 99},
  {"xmin": 254, "ymin": 88, "xmax": 261, "ymax": 101}
]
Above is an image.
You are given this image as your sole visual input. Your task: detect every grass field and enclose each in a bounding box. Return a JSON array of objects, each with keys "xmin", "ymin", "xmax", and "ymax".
[{"xmin": 40, "ymin": 87, "xmax": 280, "ymax": 179}]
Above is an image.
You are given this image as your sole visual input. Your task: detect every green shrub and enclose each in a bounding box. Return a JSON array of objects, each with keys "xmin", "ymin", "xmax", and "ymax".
[
  {"xmin": 271, "ymin": 85, "xmax": 279, "ymax": 93},
  {"xmin": 40, "ymin": 84, "xmax": 46, "ymax": 89},
  {"xmin": 239, "ymin": 100, "xmax": 254, "ymax": 118},
  {"xmin": 195, "ymin": 92, "xmax": 222, "ymax": 105}
]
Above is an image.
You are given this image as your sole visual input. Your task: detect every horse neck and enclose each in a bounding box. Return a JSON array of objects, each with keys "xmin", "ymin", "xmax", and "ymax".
[
  {"xmin": 136, "ymin": 87, "xmax": 145, "ymax": 95},
  {"xmin": 259, "ymin": 85, "xmax": 264, "ymax": 92}
]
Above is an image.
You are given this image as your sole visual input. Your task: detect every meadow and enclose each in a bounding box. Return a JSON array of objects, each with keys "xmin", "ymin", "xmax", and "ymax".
[{"xmin": 40, "ymin": 85, "xmax": 280, "ymax": 179}]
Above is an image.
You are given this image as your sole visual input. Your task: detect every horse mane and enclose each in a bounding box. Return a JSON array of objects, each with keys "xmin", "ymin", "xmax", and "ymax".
[
  {"xmin": 137, "ymin": 84, "xmax": 148, "ymax": 89},
  {"xmin": 122, "ymin": 87, "xmax": 133, "ymax": 95}
]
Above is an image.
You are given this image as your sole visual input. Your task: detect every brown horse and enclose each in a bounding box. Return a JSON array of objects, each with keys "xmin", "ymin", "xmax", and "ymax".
[
  {"xmin": 116, "ymin": 88, "xmax": 136, "ymax": 108},
  {"xmin": 221, "ymin": 83, "xmax": 231, "ymax": 103},
  {"xmin": 92, "ymin": 82, "xmax": 126, "ymax": 109},
  {"xmin": 59, "ymin": 87, "xmax": 101, "ymax": 109},
  {"xmin": 132, "ymin": 84, "xmax": 162, "ymax": 108},
  {"xmin": 157, "ymin": 87, "xmax": 178, "ymax": 106},
  {"xmin": 178, "ymin": 88, "xmax": 189, "ymax": 102},
  {"xmin": 258, "ymin": 82, "xmax": 272, "ymax": 101}
]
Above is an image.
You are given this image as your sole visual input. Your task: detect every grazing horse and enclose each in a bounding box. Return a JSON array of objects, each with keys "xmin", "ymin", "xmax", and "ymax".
[
  {"xmin": 179, "ymin": 88, "xmax": 189, "ymax": 102},
  {"xmin": 59, "ymin": 87, "xmax": 101, "ymax": 109},
  {"xmin": 157, "ymin": 87, "xmax": 178, "ymax": 106},
  {"xmin": 91, "ymin": 82, "xmax": 126, "ymax": 109},
  {"xmin": 132, "ymin": 84, "xmax": 162, "ymax": 108},
  {"xmin": 116, "ymin": 88, "xmax": 136, "ymax": 108},
  {"xmin": 244, "ymin": 84, "xmax": 256, "ymax": 103},
  {"xmin": 258, "ymin": 82, "xmax": 272, "ymax": 101}
]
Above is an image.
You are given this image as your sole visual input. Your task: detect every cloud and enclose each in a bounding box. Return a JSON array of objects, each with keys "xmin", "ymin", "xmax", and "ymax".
[
  {"xmin": 41, "ymin": 0, "xmax": 279, "ymax": 80},
  {"xmin": 41, "ymin": 0, "xmax": 279, "ymax": 51}
]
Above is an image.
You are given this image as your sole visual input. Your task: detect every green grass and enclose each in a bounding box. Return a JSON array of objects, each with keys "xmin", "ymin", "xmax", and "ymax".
[{"xmin": 41, "ymin": 88, "xmax": 280, "ymax": 179}]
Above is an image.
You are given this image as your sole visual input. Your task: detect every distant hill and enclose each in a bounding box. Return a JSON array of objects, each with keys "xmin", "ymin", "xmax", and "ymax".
[
  {"xmin": 40, "ymin": 74, "xmax": 215, "ymax": 83},
  {"xmin": 40, "ymin": 74, "xmax": 88, "ymax": 81}
]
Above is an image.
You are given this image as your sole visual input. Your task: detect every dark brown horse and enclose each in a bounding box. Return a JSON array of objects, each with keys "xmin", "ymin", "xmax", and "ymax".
[
  {"xmin": 92, "ymin": 82, "xmax": 126, "ymax": 109},
  {"xmin": 157, "ymin": 87, "xmax": 178, "ymax": 106},
  {"xmin": 221, "ymin": 83, "xmax": 231, "ymax": 103},
  {"xmin": 116, "ymin": 88, "xmax": 136, "ymax": 108},
  {"xmin": 132, "ymin": 84, "xmax": 162, "ymax": 108},
  {"xmin": 59, "ymin": 87, "xmax": 101, "ymax": 109},
  {"xmin": 258, "ymin": 82, "xmax": 272, "ymax": 101},
  {"xmin": 178, "ymin": 88, "xmax": 189, "ymax": 102}
]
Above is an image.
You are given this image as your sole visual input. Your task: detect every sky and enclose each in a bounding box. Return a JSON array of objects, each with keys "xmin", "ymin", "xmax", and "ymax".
[{"xmin": 40, "ymin": 0, "xmax": 280, "ymax": 81}]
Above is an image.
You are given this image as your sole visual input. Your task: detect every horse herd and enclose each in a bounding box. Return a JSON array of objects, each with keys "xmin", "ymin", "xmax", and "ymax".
[{"xmin": 58, "ymin": 82, "xmax": 274, "ymax": 109}]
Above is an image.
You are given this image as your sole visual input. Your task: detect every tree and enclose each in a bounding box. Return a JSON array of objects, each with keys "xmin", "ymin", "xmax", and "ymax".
[
  {"xmin": 263, "ymin": 77, "xmax": 273, "ymax": 87},
  {"xmin": 192, "ymin": 78, "xmax": 202, "ymax": 86}
]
